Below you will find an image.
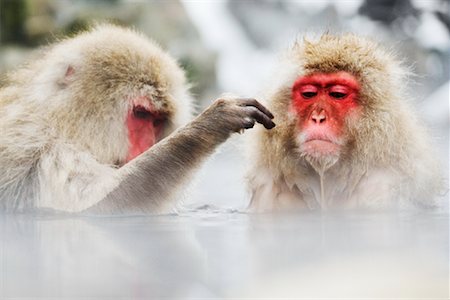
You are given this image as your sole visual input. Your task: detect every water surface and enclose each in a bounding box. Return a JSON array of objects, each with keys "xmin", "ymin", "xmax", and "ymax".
[{"xmin": 1, "ymin": 209, "xmax": 448, "ymax": 299}]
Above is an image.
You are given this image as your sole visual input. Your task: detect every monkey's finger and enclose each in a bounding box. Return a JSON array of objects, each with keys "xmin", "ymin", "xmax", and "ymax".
[
  {"xmin": 242, "ymin": 117, "xmax": 256, "ymax": 130},
  {"xmin": 237, "ymin": 98, "xmax": 275, "ymax": 119},
  {"xmin": 244, "ymin": 107, "xmax": 276, "ymax": 130}
]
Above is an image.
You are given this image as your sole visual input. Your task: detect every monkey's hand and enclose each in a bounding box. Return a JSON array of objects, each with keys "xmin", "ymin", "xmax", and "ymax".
[{"xmin": 194, "ymin": 98, "xmax": 275, "ymax": 140}]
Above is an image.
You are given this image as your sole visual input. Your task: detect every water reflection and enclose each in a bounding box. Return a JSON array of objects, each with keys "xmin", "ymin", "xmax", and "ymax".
[{"xmin": 1, "ymin": 209, "xmax": 448, "ymax": 298}]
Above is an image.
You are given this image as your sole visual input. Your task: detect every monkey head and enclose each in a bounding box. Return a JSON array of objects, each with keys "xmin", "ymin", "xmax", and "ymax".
[
  {"xmin": 31, "ymin": 24, "xmax": 193, "ymax": 166},
  {"xmin": 258, "ymin": 34, "xmax": 411, "ymax": 176}
]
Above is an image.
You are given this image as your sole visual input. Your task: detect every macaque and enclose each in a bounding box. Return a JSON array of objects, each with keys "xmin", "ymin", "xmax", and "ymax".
[
  {"xmin": 0, "ymin": 24, "xmax": 275, "ymax": 214},
  {"xmin": 247, "ymin": 34, "xmax": 441, "ymax": 211}
]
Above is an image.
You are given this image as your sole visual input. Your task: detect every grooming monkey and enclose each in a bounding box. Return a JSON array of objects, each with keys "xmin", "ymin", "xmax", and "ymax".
[
  {"xmin": 247, "ymin": 34, "xmax": 441, "ymax": 211},
  {"xmin": 0, "ymin": 24, "xmax": 275, "ymax": 213}
]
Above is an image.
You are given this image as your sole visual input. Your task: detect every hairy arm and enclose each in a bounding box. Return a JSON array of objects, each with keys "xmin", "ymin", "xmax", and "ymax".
[{"xmin": 39, "ymin": 98, "xmax": 274, "ymax": 214}]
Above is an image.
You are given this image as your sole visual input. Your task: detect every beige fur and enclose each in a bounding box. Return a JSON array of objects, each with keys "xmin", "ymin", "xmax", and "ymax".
[{"xmin": 247, "ymin": 34, "xmax": 442, "ymax": 211}]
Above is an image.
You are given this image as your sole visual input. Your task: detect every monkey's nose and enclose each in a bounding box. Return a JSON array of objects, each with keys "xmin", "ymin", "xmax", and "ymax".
[{"xmin": 311, "ymin": 110, "xmax": 326, "ymax": 124}]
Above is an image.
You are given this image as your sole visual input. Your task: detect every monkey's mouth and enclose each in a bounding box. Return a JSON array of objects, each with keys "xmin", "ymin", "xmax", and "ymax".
[
  {"xmin": 298, "ymin": 134, "xmax": 342, "ymax": 157},
  {"xmin": 303, "ymin": 140, "xmax": 340, "ymax": 154},
  {"xmin": 304, "ymin": 137, "xmax": 335, "ymax": 143}
]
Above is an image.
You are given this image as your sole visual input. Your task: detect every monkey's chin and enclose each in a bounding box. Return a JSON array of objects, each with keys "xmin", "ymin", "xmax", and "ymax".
[{"xmin": 300, "ymin": 140, "xmax": 340, "ymax": 173}]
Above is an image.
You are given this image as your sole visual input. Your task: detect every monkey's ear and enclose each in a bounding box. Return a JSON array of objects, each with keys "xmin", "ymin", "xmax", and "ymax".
[
  {"xmin": 58, "ymin": 65, "xmax": 75, "ymax": 88},
  {"xmin": 65, "ymin": 66, "xmax": 75, "ymax": 78}
]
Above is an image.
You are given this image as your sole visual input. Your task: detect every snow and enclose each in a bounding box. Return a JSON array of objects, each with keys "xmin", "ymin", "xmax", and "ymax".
[{"xmin": 415, "ymin": 12, "xmax": 450, "ymax": 51}]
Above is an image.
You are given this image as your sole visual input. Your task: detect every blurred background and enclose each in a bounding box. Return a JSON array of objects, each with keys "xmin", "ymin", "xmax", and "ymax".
[
  {"xmin": 0, "ymin": 1, "xmax": 449, "ymax": 298},
  {"xmin": 1, "ymin": 0, "xmax": 449, "ymax": 104}
]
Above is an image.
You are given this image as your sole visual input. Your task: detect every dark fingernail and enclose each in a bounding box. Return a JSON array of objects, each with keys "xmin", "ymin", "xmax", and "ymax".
[{"xmin": 265, "ymin": 121, "xmax": 276, "ymax": 129}]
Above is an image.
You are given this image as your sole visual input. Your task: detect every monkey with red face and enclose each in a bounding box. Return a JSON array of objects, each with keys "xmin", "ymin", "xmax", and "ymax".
[
  {"xmin": 247, "ymin": 34, "xmax": 442, "ymax": 211},
  {"xmin": 0, "ymin": 24, "xmax": 275, "ymax": 214}
]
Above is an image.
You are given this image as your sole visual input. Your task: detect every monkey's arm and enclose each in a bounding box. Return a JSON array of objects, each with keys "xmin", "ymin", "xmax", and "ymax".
[{"xmin": 85, "ymin": 98, "xmax": 275, "ymax": 214}]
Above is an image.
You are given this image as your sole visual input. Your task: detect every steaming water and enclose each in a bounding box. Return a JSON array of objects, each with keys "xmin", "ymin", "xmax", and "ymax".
[{"xmin": 1, "ymin": 209, "xmax": 448, "ymax": 298}]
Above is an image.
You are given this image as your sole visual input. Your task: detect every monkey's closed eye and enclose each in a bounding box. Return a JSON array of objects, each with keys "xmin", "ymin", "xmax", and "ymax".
[
  {"xmin": 329, "ymin": 92, "xmax": 347, "ymax": 99},
  {"xmin": 302, "ymin": 92, "xmax": 317, "ymax": 99},
  {"xmin": 133, "ymin": 106, "xmax": 152, "ymax": 120}
]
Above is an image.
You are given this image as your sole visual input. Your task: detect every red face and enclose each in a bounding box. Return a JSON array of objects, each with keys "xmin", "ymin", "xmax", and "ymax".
[
  {"xmin": 125, "ymin": 96, "xmax": 167, "ymax": 163},
  {"xmin": 291, "ymin": 71, "xmax": 360, "ymax": 158}
]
